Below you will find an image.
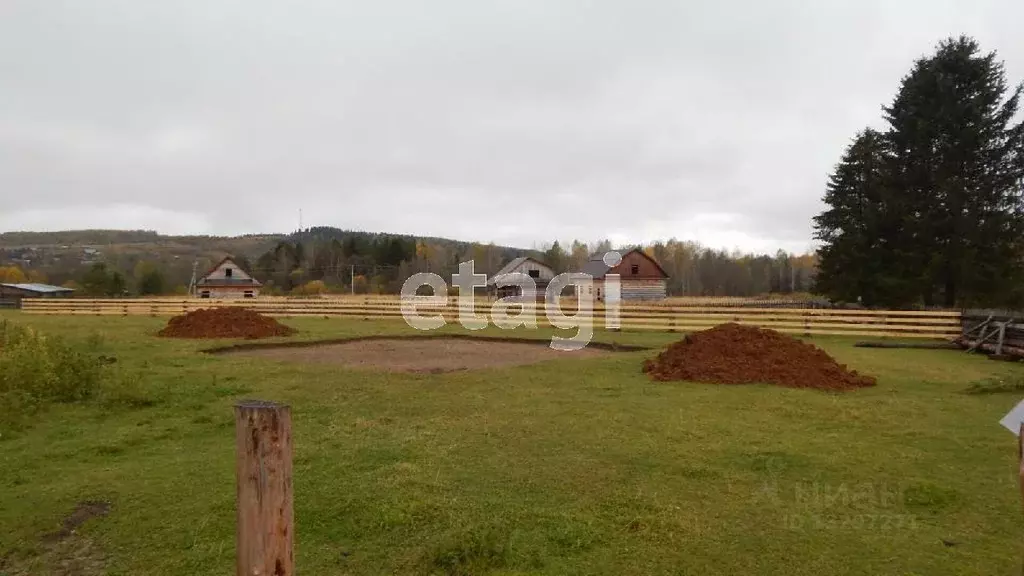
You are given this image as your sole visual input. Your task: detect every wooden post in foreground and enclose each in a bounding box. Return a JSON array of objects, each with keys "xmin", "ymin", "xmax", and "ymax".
[
  {"xmin": 1018, "ymin": 422, "xmax": 1024, "ymax": 508},
  {"xmin": 236, "ymin": 400, "xmax": 294, "ymax": 576}
]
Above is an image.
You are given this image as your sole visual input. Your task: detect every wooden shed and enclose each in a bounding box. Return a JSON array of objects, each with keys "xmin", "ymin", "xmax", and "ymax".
[{"xmin": 579, "ymin": 249, "xmax": 669, "ymax": 301}]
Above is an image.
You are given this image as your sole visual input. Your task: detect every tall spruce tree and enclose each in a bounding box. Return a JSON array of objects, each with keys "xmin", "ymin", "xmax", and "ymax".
[
  {"xmin": 815, "ymin": 36, "xmax": 1024, "ymax": 307},
  {"xmin": 885, "ymin": 36, "xmax": 1024, "ymax": 307},
  {"xmin": 813, "ymin": 129, "xmax": 890, "ymax": 305}
]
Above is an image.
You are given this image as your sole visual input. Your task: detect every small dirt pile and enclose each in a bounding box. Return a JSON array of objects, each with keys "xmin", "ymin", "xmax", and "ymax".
[
  {"xmin": 158, "ymin": 307, "xmax": 296, "ymax": 339},
  {"xmin": 642, "ymin": 323, "xmax": 875, "ymax": 391}
]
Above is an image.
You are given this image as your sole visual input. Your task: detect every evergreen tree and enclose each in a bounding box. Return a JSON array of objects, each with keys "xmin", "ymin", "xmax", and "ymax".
[
  {"xmin": 136, "ymin": 267, "xmax": 165, "ymax": 295},
  {"xmin": 544, "ymin": 241, "xmax": 568, "ymax": 273},
  {"xmin": 884, "ymin": 36, "xmax": 1024, "ymax": 306},
  {"xmin": 81, "ymin": 263, "xmax": 112, "ymax": 296},
  {"xmin": 108, "ymin": 271, "xmax": 126, "ymax": 297},
  {"xmin": 813, "ymin": 129, "xmax": 890, "ymax": 305},
  {"xmin": 815, "ymin": 36, "xmax": 1024, "ymax": 307}
]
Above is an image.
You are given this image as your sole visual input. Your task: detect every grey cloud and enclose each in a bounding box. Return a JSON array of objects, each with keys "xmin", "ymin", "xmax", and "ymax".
[{"xmin": 2, "ymin": 0, "xmax": 1023, "ymax": 254}]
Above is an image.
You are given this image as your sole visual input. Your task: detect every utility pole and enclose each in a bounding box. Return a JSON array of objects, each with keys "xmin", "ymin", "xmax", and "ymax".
[
  {"xmin": 350, "ymin": 264, "xmax": 354, "ymax": 295},
  {"xmin": 187, "ymin": 260, "xmax": 198, "ymax": 297}
]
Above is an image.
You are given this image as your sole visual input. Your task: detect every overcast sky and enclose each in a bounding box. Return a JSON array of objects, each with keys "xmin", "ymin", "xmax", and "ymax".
[{"xmin": 1, "ymin": 1, "xmax": 1022, "ymax": 254}]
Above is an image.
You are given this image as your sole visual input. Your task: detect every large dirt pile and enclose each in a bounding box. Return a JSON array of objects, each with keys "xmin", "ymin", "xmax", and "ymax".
[
  {"xmin": 158, "ymin": 307, "xmax": 296, "ymax": 339},
  {"xmin": 642, "ymin": 323, "xmax": 875, "ymax": 391}
]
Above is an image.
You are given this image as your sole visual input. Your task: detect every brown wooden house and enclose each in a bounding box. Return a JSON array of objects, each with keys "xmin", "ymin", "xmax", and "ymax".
[{"xmin": 578, "ymin": 249, "xmax": 669, "ymax": 301}]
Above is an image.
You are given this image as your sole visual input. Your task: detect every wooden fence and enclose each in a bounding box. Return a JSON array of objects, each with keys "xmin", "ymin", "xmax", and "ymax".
[{"xmin": 20, "ymin": 297, "xmax": 962, "ymax": 339}]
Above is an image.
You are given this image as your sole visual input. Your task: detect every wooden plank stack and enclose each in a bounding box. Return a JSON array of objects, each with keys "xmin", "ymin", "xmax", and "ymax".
[{"xmin": 958, "ymin": 310, "xmax": 1024, "ymax": 359}]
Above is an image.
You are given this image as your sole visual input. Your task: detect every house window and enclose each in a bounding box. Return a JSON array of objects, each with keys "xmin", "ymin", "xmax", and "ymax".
[
  {"xmin": 243, "ymin": 290, "xmax": 254, "ymax": 298},
  {"xmin": 200, "ymin": 290, "xmax": 211, "ymax": 298},
  {"xmin": 225, "ymin": 268, "xmax": 233, "ymax": 278},
  {"xmin": 528, "ymin": 269, "xmax": 540, "ymax": 278},
  {"xmin": 631, "ymin": 264, "xmax": 639, "ymax": 275}
]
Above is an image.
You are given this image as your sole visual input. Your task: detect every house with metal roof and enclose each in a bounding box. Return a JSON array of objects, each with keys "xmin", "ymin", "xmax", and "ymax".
[{"xmin": 578, "ymin": 249, "xmax": 669, "ymax": 301}]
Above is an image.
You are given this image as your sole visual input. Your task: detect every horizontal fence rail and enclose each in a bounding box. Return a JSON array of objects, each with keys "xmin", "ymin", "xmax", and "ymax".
[{"xmin": 19, "ymin": 297, "xmax": 962, "ymax": 339}]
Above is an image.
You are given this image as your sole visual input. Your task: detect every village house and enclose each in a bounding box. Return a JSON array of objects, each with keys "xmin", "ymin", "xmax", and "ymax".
[
  {"xmin": 579, "ymin": 248, "xmax": 669, "ymax": 301},
  {"xmin": 195, "ymin": 256, "xmax": 262, "ymax": 298},
  {"xmin": 487, "ymin": 256, "xmax": 555, "ymax": 299}
]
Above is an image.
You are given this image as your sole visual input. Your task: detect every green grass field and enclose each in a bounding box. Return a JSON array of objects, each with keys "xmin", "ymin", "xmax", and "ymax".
[{"xmin": 1, "ymin": 311, "xmax": 1023, "ymax": 575}]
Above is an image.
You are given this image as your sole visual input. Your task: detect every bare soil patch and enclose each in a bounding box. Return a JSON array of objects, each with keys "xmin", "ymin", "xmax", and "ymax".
[
  {"xmin": 2, "ymin": 501, "xmax": 111, "ymax": 576},
  {"xmin": 642, "ymin": 323, "xmax": 876, "ymax": 392},
  {"xmin": 227, "ymin": 337, "xmax": 613, "ymax": 372},
  {"xmin": 42, "ymin": 501, "xmax": 111, "ymax": 543}
]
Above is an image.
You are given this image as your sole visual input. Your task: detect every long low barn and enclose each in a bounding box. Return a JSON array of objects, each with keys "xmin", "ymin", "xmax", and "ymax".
[{"xmin": 0, "ymin": 282, "xmax": 75, "ymax": 305}]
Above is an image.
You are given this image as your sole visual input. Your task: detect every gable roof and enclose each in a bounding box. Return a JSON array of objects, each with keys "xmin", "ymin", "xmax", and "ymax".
[
  {"xmin": 629, "ymin": 248, "xmax": 670, "ymax": 278},
  {"xmin": 198, "ymin": 256, "xmax": 262, "ymax": 287},
  {"xmin": 488, "ymin": 256, "xmax": 552, "ymax": 285},
  {"xmin": 200, "ymin": 256, "xmax": 238, "ymax": 278},
  {"xmin": 580, "ymin": 249, "xmax": 669, "ymax": 279}
]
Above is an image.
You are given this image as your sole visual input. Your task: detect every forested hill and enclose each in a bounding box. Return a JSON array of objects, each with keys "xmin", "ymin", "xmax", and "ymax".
[{"xmin": 0, "ymin": 229, "xmax": 286, "ymax": 291}]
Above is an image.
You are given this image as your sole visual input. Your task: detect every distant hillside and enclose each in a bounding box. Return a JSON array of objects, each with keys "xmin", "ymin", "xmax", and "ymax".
[
  {"xmin": 0, "ymin": 228, "xmax": 528, "ymax": 291},
  {"xmin": 0, "ymin": 229, "xmax": 285, "ymax": 253}
]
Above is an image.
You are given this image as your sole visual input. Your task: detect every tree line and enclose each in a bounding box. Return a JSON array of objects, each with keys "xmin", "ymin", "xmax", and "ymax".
[
  {"xmin": 814, "ymin": 36, "xmax": 1024, "ymax": 308},
  {"xmin": 250, "ymin": 229, "xmax": 817, "ymax": 297},
  {"xmin": 3, "ymin": 227, "xmax": 817, "ymax": 298}
]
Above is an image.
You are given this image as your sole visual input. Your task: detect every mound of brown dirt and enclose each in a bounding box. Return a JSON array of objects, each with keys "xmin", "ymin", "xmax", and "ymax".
[
  {"xmin": 642, "ymin": 323, "xmax": 875, "ymax": 391},
  {"xmin": 158, "ymin": 307, "xmax": 296, "ymax": 339}
]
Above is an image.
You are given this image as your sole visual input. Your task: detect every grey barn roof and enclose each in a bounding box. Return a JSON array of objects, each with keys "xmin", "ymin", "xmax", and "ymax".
[
  {"xmin": 0, "ymin": 283, "xmax": 75, "ymax": 294},
  {"xmin": 492, "ymin": 256, "xmax": 529, "ymax": 278},
  {"xmin": 580, "ymin": 253, "xmax": 614, "ymax": 279},
  {"xmin": 488, "ymin": 256, "xmax": 551, "ymax": 285}
]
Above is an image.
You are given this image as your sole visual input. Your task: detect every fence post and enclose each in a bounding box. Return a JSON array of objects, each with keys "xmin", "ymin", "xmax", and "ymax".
[
  {"xmin": 235, "ymin": 400, "xmax": 294, "ymax": 576},
  {"xmin": 1018, "ymin": 422, "xmax": 1024, "ymax": 507}
]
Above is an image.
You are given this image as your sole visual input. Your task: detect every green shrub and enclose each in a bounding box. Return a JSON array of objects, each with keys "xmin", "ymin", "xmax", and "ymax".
[
  {"xmin": 964, "ymin": 375, "xmax": 1024, "ymax": 395},
  {"xmin": 0, "ymin": 320, "xmax": 105, "ymax": 433}
]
